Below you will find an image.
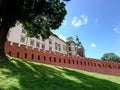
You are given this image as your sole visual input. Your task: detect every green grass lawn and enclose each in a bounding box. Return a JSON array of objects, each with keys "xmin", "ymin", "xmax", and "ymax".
[{"xmin": 0, "ymin": 56, "xmax": 120, "ymax": 90}]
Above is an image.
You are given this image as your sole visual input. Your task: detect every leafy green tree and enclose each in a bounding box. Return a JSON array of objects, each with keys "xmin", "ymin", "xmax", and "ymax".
[
  {"xmin": 0, "ymin": 0, "xmax": 68, "ymax": 62},
  {"xmin": 101, "ymin": 53, "xmax": 120, "ymax": 62}
]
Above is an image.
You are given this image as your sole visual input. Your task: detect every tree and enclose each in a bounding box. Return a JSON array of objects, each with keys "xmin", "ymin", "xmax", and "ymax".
[
  {"xmin": 101, "ymin": 53, "xmax": 120, "ymax": 62},
  {"xmin": 0, "ymin": 0, "xmax": 68, "ymax": 62}
]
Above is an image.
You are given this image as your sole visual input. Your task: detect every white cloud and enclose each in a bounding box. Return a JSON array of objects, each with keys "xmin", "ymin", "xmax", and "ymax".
[
  {"xmin": 91, "ymin": 43, "xmax": 96, "ymax": 48},
  {"xmin": 58, "ymin": 35, "xmax": 66, "ymax": 41},
  {"xmin": 113, "ymin": 28, "xmax": 120, "ymax": 34},
  {"xmin": 81, "ymin": 14, "xmax": 88, "ymax": 24},
  {"xmin": 72, "ymin": 16, "xmax": 82, "ymax": 27},
  {"xmin": 72, "ymin": 14, "xmax": 88, "ymax": 27}
]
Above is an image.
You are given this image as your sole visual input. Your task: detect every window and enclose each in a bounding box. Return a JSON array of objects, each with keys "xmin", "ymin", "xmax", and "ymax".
[
  {"xmin": 49, "ymin": 39, "xmax": 52, "ymax": 44},
  {"xmin": 36, "ymin": 42, "xmax": 40, "ymax": 48},
  {"xmin": 69, "ymin": 47, "xmax": 71, "ymax": 51},
  {"xmin": 49, "ymin": 47, "xmax": 52, "ymax": 51},
  {"xmin": 20, "ymin": 37, "xmax": 25, "ymax": 43},
  {"xmin": 30, "ymin": 40, "xmax": 34, "ymax": 46},
  {"xmin": 55, "ymin": 42, "xmax": 57, "ymax": 50},
  {"xmin": 42, "ymin": 44, "xmax": 45, "ymax": 50},
  {"xmin": 68, "ymin": 43, "xmax": 71, "ymax": 46},
  {"xmin": 21, "ymin": 29, "xmax": 25, "ymax": 34},
  {"xmin": 58, "ymin": 44, "xmax": 61, "ymax": 51}
]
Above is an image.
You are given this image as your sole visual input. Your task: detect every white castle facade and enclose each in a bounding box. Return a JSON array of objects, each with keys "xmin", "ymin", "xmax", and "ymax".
[{"xmin": 7, "ymin": 25, "xmax": 85, "ymax": 57}]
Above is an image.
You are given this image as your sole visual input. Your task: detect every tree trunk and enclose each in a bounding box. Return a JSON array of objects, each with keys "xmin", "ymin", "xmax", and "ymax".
[{"xmin": 0, "ymin": 17, "xmax": 11, "ymax": 62}]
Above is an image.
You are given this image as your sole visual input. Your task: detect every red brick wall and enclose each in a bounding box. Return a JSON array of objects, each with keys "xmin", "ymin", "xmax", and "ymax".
[{"xmin": 5, "ymin": 41, "xmax": 120, "ymax": 76}]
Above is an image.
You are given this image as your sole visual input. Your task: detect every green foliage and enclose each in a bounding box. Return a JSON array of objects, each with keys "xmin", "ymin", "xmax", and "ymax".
[
  {"xmin": 101, "ymin": 53, "xmax": 120, "ymax": 62},
  {"xmin": 0, "ymin": 56, "xmax": 120, "ymax": 90},
  {"xmin": 0, "ymin": 0, "xmax": 67, "ymax": 39}
]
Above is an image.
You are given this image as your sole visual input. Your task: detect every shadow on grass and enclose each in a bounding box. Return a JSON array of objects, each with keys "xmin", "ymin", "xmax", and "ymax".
[{"xmin": 0, "ymin": 57, "xmax": 120, "ymax": 90}]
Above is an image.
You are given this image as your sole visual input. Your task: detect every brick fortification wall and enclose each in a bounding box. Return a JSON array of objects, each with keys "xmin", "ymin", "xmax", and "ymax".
[{"xmin": 5, "ymin": 41, "xmax": 120, "ymax": 76}]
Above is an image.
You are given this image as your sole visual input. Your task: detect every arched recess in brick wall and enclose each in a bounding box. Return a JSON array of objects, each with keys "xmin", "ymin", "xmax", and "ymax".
[
  {"xmin": 17, "ymin": 52, "xmax": 19, "ymax": 58},
  {"xmin": 38, "ymin": 55, "xmax": 40, "ymax": 60},
  {"xmin": 54, "ymin": 57, "xmax": 56, "ymax": 62},
  {"xmin": 44, "ymin": 56, "xmax": 46, "ymax": 61},
  {"xmin": 49, "ymin": 57, "xmax": 52, "ymax": 62},
  {"xmin": 25, "ymin": 53, "xmax": 27, "ymax": 59}
]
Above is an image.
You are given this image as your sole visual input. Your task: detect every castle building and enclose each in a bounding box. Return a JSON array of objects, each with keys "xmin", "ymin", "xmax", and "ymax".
[
  {"xmin": 75, "ymin": 36, "xmax": 85, "ymax": 57},
  {"xmin": 7, "ymin": 25, "xmax": 85, "ymax": 57},
  {"xmin": 66, "ymin": 36, "xmax": 85, "ymax": 57},
  {"xmin": 66, "ymin": 36, "xmax": 77, "ymax": 56}
]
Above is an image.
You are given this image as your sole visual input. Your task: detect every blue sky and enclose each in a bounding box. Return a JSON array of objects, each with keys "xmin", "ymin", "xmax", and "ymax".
[{"xmin": 54, "ymin": 0, "xmax": 120, "ymax": 59}]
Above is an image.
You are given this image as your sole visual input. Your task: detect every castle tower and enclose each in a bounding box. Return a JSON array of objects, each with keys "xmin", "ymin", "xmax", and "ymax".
[
  {"xmin": 75, "ymin": 36, "xmax": 85, "ymax": 57},
  {"xmin": 66, "ymin": 36, "xmax": 77, "ymax": 56}
]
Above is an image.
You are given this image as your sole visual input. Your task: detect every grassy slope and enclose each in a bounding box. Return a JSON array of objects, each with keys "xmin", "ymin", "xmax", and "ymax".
[{"xmin": 0, "ymin": 57, "xmax": 120, "ymax": 90}]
